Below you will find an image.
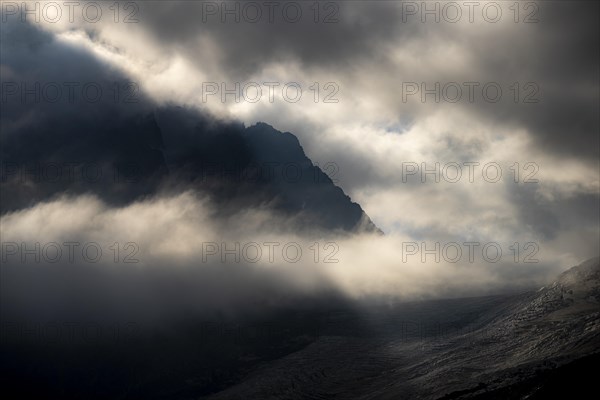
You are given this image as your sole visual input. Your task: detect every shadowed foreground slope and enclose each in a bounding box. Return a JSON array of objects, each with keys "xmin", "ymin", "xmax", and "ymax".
[{"xmin": 204, "ymin": 257, "xmax": 600, "ymax": 400}]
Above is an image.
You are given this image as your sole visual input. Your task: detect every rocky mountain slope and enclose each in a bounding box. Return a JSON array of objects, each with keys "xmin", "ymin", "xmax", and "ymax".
[
  {"xmin": 0, "ymin": 21, "xmax": 379, "ymax": 233},
  {"xmin": 202, "ymin": 257, "xmax": 600, "ymax": 399},
  {"xmin": 3, "ymin": 256, "xmax": 597, "ymax": 399}
]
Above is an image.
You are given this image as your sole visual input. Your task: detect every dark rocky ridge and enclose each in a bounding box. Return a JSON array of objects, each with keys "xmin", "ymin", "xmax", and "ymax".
[
  {"xmin": 0, "ymin": 20, "xmax": 380, "ymax": 234},
  {"xmin": 1, "ymin": 103, "xmax": 380, "ymax": 234}
]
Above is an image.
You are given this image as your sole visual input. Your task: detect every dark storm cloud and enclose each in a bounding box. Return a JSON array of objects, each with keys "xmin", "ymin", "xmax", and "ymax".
[
  {"xmin": 109, "ymin": 0, "xmax": 598, "ymax": 161},
  {"xmin": 131, "ymin": 0, "xmax": 407, "ymax": 78},
  {"xmin": 458, "ymin": 1, "xmax": 600, "ymax": 160},
  {"xmin": 3, "ymin": 1, "xmax": 598, "ymax": 165},
  {"xmin": 0, "ymin": 19, "xmax": 166, "ymax": 207}
]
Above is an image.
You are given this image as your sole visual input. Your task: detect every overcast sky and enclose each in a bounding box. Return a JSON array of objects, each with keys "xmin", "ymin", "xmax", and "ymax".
[{"xmin": 1, "ymin": 1, "xmax": 599, "ymax": 302}]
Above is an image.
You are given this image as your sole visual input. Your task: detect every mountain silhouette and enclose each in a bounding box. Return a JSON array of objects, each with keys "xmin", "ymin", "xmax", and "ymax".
[{"xmin": 1, "ymin": 102, "xmax": 380, "ymax": 234}]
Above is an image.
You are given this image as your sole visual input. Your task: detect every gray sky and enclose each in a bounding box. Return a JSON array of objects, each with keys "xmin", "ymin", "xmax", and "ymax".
[{"xmin": 1, "ymin": 1, "xmax": 599, "ymax": 301}]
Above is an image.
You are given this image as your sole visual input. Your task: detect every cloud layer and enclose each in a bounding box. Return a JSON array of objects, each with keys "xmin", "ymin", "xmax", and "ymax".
[{"xmin": 1, "ymin": 1, "xmax": 598, "ymax": 313}]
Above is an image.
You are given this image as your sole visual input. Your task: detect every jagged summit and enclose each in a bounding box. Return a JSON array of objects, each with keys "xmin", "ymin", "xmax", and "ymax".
[{"xmin": 1, "ymin": 103, "xmax": 381, "ymax": 234}]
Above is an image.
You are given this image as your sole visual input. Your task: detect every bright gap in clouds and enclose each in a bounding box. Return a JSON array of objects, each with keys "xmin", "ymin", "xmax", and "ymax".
[{"xmin": 0, "ymin": 193, "xmax": 577, "ymax": 303}]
